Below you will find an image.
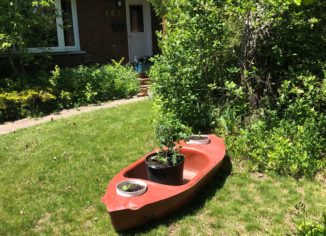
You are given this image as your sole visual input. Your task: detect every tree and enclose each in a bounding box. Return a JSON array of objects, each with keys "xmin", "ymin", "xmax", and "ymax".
[
  {"xmin": 149, "ymin": 0, "xmax": 326, "ymax": 177},
  {"xmin": 150, "ymin": 0, "xmax": 325, "ymax": 119},
  {"xmin": 0, "ymin": 0, "xmax": 56, "ymax": 76}
]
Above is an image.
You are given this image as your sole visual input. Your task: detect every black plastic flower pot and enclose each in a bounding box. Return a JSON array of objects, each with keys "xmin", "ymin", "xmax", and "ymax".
[{"xmin": 145, "ymin": 155, "xmax": 185, "ymax": 186}]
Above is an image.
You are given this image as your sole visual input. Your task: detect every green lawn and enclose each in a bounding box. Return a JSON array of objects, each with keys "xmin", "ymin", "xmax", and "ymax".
[{"xmin": 0, "ymin": 101, "xmax": 325, "ymax": 235}]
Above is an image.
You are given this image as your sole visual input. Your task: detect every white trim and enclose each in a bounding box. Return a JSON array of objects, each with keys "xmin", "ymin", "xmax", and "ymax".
[
  {"xmin": 56, "ymin": 0, "xmax": 65, "ymax": 48},
  {"xmin": 28, "ymin": 0, "xmax": 80, "ymax": 53},
  {"xmin": 144, "ymin": 1, "xmax": 152, "ymax": 58},
  {"xmin": 71, "ymin": 0, "xmax": 80, "ymax": 51}
]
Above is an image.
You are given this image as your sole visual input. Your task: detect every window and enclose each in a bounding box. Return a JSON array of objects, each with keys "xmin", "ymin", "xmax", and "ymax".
[
  {"xmin": 129, "ymin": 5, "xmax": 144, "ymax": 32},
  {"xmin": 28, "ymin": 0, "xmax": 80, "ymax": 53}
]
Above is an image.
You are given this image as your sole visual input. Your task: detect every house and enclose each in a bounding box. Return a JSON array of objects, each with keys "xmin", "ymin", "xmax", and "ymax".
[{"xmin": 31, "ymin": 0, "xmax": 162, "ymax": 66}]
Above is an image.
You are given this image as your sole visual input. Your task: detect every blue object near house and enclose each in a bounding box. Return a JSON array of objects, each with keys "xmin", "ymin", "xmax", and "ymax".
[
  {"xmin": 135, "ymin": 62, "xmax": 144, "ymax": 73},
  {"xmin": 134, "ymin": 56, "xmax": 152, "ymax": 74}
]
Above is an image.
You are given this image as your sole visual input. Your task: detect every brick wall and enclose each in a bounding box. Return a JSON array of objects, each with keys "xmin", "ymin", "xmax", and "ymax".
[
  {"xmin": 0, "ymin": 0, "xmax": 162, "ymax": 71},
  {"xmin": 53, "ymin": 0, "xmax": 128, "ymax": 66},
  {"xmin": 54, "ymin": 0, "xmax": 161, "ymax": 66}
]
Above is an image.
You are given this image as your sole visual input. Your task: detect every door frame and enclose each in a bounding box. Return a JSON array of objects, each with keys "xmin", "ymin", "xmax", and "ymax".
[{"xmin": 125, "ymin": 0, "xmax": 153, "ymax": 62}]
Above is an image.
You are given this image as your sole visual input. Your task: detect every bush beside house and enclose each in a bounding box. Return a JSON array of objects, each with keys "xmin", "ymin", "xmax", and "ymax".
[
  {"xmin": 150, "ymin": 0, "xmax": 326, "ymax": 178},
  {"xmin": 0, "ymin": 61, "xmax": 139, "ymax": 122}
]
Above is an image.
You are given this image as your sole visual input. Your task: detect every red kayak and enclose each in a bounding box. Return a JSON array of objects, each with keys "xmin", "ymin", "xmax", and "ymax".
[{"xmin": 101, "ymin": 134, "xmax": 226, "ymax": 231}]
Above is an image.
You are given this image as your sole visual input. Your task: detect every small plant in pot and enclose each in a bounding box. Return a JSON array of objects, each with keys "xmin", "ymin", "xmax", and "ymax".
[
  {"xmin": 146, "ymin": 115, "xmax": 189, "ymax": 185},
  {"xmin": 116, "ymin": 180, "xmax": 147, "ymax": 197},
  {"xmin": 187, "ymin": 134, "xmax": 210, "ymax": 144}
]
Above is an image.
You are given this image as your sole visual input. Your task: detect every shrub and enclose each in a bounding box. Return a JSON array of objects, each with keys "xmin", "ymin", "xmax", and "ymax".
[
  {"xmin": 101, "ymin": 61, "xmax": 140, "ymax": 99},
  {"xmin": 0, "ymin": 61, "xmax": 139, "ymax": 122},
  {"xmin": 150, "ymin": 0, "xmax": 326, "ymax": 178},
  {"xmin": 0, "ymin": 89, "xmax": 56, "ymax": 122},
  {"xmin": 150, "ymin": 0, "xmax": 233, "ymax": 132},
  {"xmin": 228, "ymin": 118, "xmax": 325, "ymax": 178},
  {"xmin": 50, "ymin": 60, "xmax": 139, "ymax": 108},
  {"xmin": 222, "ymin": 75, "xmax": 326, "ymax": 178}
]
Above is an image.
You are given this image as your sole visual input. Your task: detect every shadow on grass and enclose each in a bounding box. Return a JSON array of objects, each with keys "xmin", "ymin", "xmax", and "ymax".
[{"xmin": 119, "ymin": 155, "xmax": 233, "ymax": 235}]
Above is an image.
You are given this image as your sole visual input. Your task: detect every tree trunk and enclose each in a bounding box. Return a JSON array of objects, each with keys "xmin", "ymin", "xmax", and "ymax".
[{"xmin": 8, "ymin": 56, "xmax": 19, "ymax": 75}]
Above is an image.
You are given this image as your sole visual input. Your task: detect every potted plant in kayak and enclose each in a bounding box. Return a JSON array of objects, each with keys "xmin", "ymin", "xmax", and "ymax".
[
  {"xmin": 116, "ymin": 179, "xmax": 147, "ymax": 197},
  {"xmin": 145, "ymin": 115, "xmax": 189, "ymax": 185}
]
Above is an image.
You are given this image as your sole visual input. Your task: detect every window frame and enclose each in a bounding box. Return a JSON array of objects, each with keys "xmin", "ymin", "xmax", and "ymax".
[{"xmin": 28, "ymin": 0, "xmax": 80, "ymax": 53}]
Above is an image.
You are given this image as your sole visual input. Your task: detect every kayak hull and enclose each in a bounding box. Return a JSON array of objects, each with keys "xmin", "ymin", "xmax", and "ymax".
[{"xmin": 101, "ymin": 134, "xmax": 226, "ymax": 231}]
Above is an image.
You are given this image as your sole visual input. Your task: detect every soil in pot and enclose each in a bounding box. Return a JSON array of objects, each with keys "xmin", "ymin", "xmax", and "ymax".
[
  {"xmin": 118, "ymin": 183, "xmax": 144, "ymax": 192},
  {"xmin": 146, "ymin": 153, "xmax": 185, "ymax": 186},
  {"xmin": 116, "ymin": 180, "xmax": 147, "ymax": 197}
]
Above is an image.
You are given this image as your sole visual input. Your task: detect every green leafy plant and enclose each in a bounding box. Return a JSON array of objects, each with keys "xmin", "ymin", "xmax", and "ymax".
[
  {"xmin": 119, "ymin": 183, "xmax": 143, "ymax": 192},
  {"xmin": 0, "ymin": 61, "xmax": 139, "ymax": 123},
  {"xmin": 291, "ymin": 202, "xmax": 326, "ymax": 236},
  {"xmin": 294, "ymin": 214, "xmax": 326, "ymax": 236},
  {"xmin": 0, "ymin": 89, "xmax": 56, "ymax": 122},
  {"xmin": 0, "ymin": 0, "xmax": 56, "ymax": 76},
  {"xmin": 150, "ymin": 112, "xmax": 190, "ymax": 166},
  {"xmin": 223, "ymin": 75, "xmax": 326, "ymax": 178},
  {"xmin": 150, "ymin": 0, "xmax": 326, "ymax": 178},
  {"xmin": 50, "ymin": 60, "xmax": 139, "ymax": 108},
  {"xmin": 150, "ymin": 0, "xmax": 232, "ymax": 132}
]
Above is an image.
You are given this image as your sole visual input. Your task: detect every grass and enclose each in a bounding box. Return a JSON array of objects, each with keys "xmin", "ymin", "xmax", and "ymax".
[{"xmin": 0, "ymin": 100, "xmax": 325, "ymax": 235}]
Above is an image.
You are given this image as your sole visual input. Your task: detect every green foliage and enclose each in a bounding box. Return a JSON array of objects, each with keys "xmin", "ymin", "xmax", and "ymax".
[
  {"xmin": 150, "ymin": 0, "xmax": 234, "ymax": 132},
  {"xmin": 151, "ymin": 0, "xmax": 326, "ymax": 178},
  {"xmin": 1, "ymin": 101, "xmax": 325, "ymax": 235},
  {"xmin": 0, "ymin": 34, "xmax": 13, "ymax": 52},
  {"xmin": 0, "ymin": 0, "xmax": 55, "ymax": 47},
  {"xmin": 222, "ymin": 75, "xmax": 326, "ymax": 178},
  {"xmin": 295, "ymin": 213, "xmax": 326, "ymax": 235},
  {"xmin": 0, "ymin": 0, "xmax": 56, "ymax": 75},
  {"xmin": 259, "ymin": 0, "xmax": 326, "ymax": 81},
  {"xmin": 292, "ymin": 202, "xmax": 326, "ymax": 236},
  {"xmin": 152, "ymin": 111, "xmax": 190, "ymax": 165},
  {"xmin": 49, "ymin": 61, "xmax": 139, "ymax": 108},
  {"xmin": 275, "ymin": 75, "xmax": 326, "ymax": 124},
  {"xmin": 0, "ymin": 61, "xmax": 139, "ymax": 122},
  {"xmin": 228, "ymin": 118, "xmax": 325, "ymax": 178},
  {"xmin": 0, "ymin": 89, "xmax": 56, "ymax": 122}
]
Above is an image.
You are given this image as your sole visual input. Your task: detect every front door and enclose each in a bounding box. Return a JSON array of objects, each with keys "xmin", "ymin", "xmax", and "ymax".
[{"xmin": 126, "ymin": 0, "xmax": 152, "ymax": 62}]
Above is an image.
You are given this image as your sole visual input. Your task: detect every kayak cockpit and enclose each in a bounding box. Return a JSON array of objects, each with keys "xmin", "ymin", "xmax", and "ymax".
[{"xmin": 124, "ymin": 148, "xmax": 211, "ymax": 185}]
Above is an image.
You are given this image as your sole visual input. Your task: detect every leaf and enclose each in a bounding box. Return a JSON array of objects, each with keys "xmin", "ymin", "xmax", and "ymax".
[
  {"xmin": 302, "ymin": 0, "xmax": 317, "ymax": 5},
  {"xmin": 293, "ymin": 0, "xmax": 302, "ymax": 5}
]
